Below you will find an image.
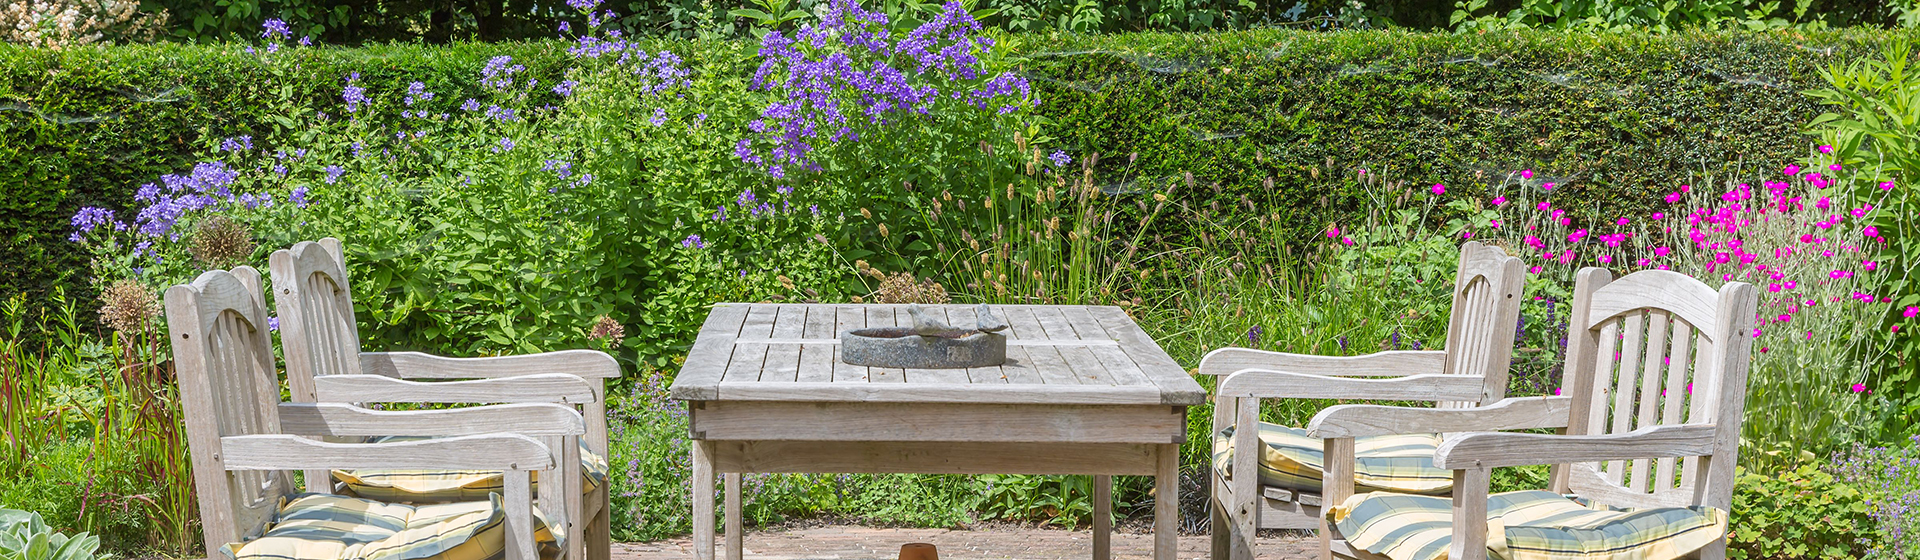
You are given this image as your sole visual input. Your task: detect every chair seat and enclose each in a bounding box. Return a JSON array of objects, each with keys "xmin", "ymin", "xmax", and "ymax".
[
  {"xmin": 1329, "ymin": 490, "xmax": 1728, "ymax": 560},
  {"xmin": 1212, "ymin": 422, "xmax": 1453, "ymax": 496},
  {"xmin": 334, "ymin": 437, "xmax": 610, "ymax": 504},
  {"xmin": 224, "ymin": 493, "xmax": 560, "ymax": 560}
]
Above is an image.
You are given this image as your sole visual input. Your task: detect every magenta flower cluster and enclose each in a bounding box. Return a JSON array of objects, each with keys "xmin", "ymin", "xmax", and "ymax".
[{"xmin": 735, "ymin": 0, "xmax": 1033, "ymax": 178}]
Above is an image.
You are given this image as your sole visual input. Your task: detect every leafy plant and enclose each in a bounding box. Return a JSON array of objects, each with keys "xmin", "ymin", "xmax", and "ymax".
[
  {"xmin": 1729, "ymin": 464, "xmax": 1876, "ymax": 560},
  {"xmin": 1834, "ymin": 435, "xmax": 1920, "ymax": 559},
  {"xmin": 0, "ymin": 510, "xmax": 102, "ymax": 560}
]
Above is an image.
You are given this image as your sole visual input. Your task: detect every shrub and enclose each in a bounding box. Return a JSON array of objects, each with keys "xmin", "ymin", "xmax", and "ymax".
[
  {"xmin": 1835, "ymin": 435, "xmax": 1920, "ymax": 558},
  {"xmin": 0, "ymin": 508, "xmax": 103, "ymax": 560},
  {"xmin": 1730, "ymin": 463, "xmax": 1878, "ymax": 559}
]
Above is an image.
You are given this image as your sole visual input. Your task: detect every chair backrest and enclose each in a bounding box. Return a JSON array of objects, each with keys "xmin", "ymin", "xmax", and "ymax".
[
  {"xmin": 1553, "ymin": 268, "xmax": 1756, "ymax": 511},
  {"xmin": 165, "ymin": 267, "xmax": 298, "ymax": 557},
  {"xmin": 268, "ymin": 238, "xmax": 363, "ymax": 402},
  {"xmin": 1439, "ymin": 241, "xmax": 1526, "ymax": 407}
]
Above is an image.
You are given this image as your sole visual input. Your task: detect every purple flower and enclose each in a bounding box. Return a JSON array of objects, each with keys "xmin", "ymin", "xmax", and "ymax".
[
  {"xmin": 485, "ymin": 105, "xmax": 519, "ymax": 122},
  {"xmin": 558, "ymin": 21, "xmax": 571, "ymax": 33},
  {"xmin": 298, "ymin": 36, "xmax": 312, "ymax": 47},
  {"xmin": 1048, "ymin": 150, "xmax": 1069, "ymax": 168},
  {"xmin": 649, "ymin": 108, "xmax": 667, "ymax": 126},
  {"xmin": 481, "ymin": 56, "xmax": 524, "ymax": 90},
  {"xmin": 219, "ymin": 135, "xmax": 253, "ymax": 153},
  {"xmin": 1246, "ymin": 325, "xmax": 1263, "ymax": 345},
  {"xmin": 343, "ymin": 72, "xmax": 368, "ymax": 113},
  {"xmin": 461, "ymin": 98, "xmax": 482, "ymax": 111},
  {"xmin": 324, "ymin": 165, "xmax": 345, "ymax": 184},
  {"xmin": 261, "ymin": 18, "xmax": 291, "ymax": 40},
  {"xmin": 404, "ymin": 81, "xmax": 435, "ymax": 106},
  {"xmin": 268, "ymin": 317, "xmax": 280, "ymax": 331},
  {"xmin": 553, "ymin": 79, "xmax": 577, "ymax": 97},
  {"xmin": 567, "ymin": 0, "xmax": 600, "ymax": 10},
  {"xmin": 494, "ymin": 137, "xmax": 516, "ymax": 152},
  {"xmin": 290, "ymin": 186, "xmax": 310, "ymax": 208},
  {"xmin": 681, "ymin": 234, "xmax": 704, "ymax": 249},
  {"xmin": 70, "ymin": 207, "xmax": 117, "ymax": 236}
]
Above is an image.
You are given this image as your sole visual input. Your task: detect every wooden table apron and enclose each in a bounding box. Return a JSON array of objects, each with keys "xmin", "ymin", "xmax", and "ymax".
[{"xmin": 670, "ymin": 304, "xmax": 1205, "ymax": 560}]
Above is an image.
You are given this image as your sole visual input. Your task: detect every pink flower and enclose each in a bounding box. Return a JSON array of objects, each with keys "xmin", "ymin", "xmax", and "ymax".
[
  {"xmin": 1864, "ymin": 261, "xmax": 1878, "ymax": 271},
  {"xmin": 1784, "ymin": 165, "xmax": 1800, "ymax": 176},
  {"xmin": 1542, "ymin": 182, "xmax": 1556, "ymax": 191},
  {"xmin": 1777, "ymin": 314, "xmax": 1791, "ymax": 323},
  {"xmin": 1616, "ymin": 217, "xmax": 1630, "ymax": 226},
  {"xmin": 1864, "ymin": 226, "xmax": 1880, "ymax": 238},
  {"xmin": 1341, "ymin": 236, "xmax": 1354, "ymax": 246},
  {"xmin": 1816, "ymin": 197, "xmax": 1831, "ymax": 209},
  {"xmin": 1880, "ymin": 181, "xmax": 1895, "ymax": 191},
  {"xmin": 1652, "ymin": 212, "xmax": 1665, "ymax": 220},
  {"xmin": 1654, "ymin": 246, "xmax": 1670, "ymax": 257},
  {"xmin": 1769, "ymin": 283, "xmax": 1781, "ymax": 293},
  {"xmin": 1431, "ymin": 183, "xmax": 1446, "ymax": 195},
  {"xmin": 1665, "ymin": 192, "xmax": 1683, "ymax": 204},
  {"xmin": 1819, "ymin": 144, "xmax": 1833, "ymax": 153},
  {"xmin": 1326, "ymin": 227, "xmax": 1340, "ymax": 238},
  {"xmin": 1905, "ymin": 306, "xmax": 1919, "ymax": 319},
  {"xmin": 1491, "ymin": 196, "xmax": 1507, "ymax": 206},
  {"xmin": 1529, "ymin": 265, "xmax": 1542, "ymax": 274},
  {"xmin": 1851, "ymin": 383, "xmax": 1866, "ymax": 393},
  {"xmin": 1786, "ymin": 280, "xmax": 1797, "ymax": 290},
  {"xmin": 1461, "ymin": 230, "xmax": 1474, "ymax": 239},
  {"xmin": 1597, "ymin": 254, "xmax": 1613, "ymax": 264},
  {"xmin": 1520, "ymin": 169, "xmax": 1534, "ymax": 180},
  {"xmin": 1829, "ymin": 163, "xmax": 1843, "ymax": 171},
  {"xmin": 1537, "ymin": 201, "xmax": 1552, "ymax": 211}
]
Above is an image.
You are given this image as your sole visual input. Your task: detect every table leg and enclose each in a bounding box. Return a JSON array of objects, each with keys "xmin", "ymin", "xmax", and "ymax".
[
  {"xmin": 1155, "ymin": 444, "xmax": 1178, "ymax": 560},
  {"xmin": 1093, "ymin": 475, "xmax": 1111, "ymax": 560},
  {"xmin": 692, "ymin": 441, "xmax": 715, "ymax": 560},
  {"xmin": 725, "ymin": 473, "xmax": 744, "ymax": 560}
]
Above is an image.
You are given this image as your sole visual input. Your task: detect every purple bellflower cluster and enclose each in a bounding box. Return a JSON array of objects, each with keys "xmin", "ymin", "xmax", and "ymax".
[{"xmin": 735, "ymin": 0, "xmax": 1033, "ymax": 178}]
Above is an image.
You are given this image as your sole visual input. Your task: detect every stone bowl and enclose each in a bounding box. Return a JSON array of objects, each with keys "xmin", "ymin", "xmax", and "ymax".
[{"xmin": 839, "ymin": 327, "xmax": 1007, "ymax": 369}]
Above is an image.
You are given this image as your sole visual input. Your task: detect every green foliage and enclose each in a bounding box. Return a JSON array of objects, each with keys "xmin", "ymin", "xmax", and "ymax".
[
  {"xmin": 0, "ymin": 509, "xmax": 102, "ymax": 560},
  {"xmin": 1729, "ymin": 463, "xmax": 1878, "ymax": 560},
  {"xmin": 1450, "ymin": 0, "xmax": 1825, "ymax": 32},
  {"xmin": 1806, "ymin": 38, "xmax": 1920, "ymax": 437}
]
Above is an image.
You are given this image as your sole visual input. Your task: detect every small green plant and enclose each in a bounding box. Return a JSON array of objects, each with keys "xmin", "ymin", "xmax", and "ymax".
[
  {"xmin": 0, "ymin": 509, "xmax": 103, "ymax": 560},
  {"xmin": 1728, "ymin": 464, "xmax": 1877, "ymax": 560}
]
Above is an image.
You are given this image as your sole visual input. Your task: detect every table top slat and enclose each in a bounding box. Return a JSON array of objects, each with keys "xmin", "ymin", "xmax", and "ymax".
[
  {"xmin": 796, "ymin": 306, "xmax": 836, "ymax": 383},
  {"xmin": 669, "ymin": 304, "xmax": 751, "ymax": 400},
  {"xmin": 1090, "ymin": 306, "xmax": 1204, "ymax": 404},
  {"xmin": 673, "ymin": 304, "xmax": 1204, "ymax": 405},
  {"xmin": 865, "ymin": 307, "xmax": 905, "ymax": 383},
  {"xmin": 761, "ymin": 305, "xmax": 807, "ymax": 382}
]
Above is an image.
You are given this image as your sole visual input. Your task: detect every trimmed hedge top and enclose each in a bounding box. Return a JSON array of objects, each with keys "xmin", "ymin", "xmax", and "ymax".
[{"xmin": 0, "ymin": 29, "xmax": 1904, "ymax": 311}]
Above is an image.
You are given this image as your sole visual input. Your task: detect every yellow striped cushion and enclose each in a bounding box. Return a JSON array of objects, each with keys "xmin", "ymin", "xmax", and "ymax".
[
  {"xmin": 1329, "ymin": 490, "xmax": 1728, "ymax": 560},
  {"xmin": 225, "ymin": 493, "xmax": 560, "ymax": 560},
  {"xmin": 1212, "ymin": 422, "xmax": 1453, "ymax": 495},
  {"xmin": 335, "ymin": 437, "xmax": 610, "ymax": 504}
]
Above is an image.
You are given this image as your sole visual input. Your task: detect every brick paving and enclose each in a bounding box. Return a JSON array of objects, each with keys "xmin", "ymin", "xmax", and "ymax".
[{"xmin": 612, "ymin": 526, "xmax": 1314, "ymax": 560}]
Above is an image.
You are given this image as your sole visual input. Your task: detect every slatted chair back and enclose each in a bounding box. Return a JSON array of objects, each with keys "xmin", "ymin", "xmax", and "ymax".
[
  {"xmin": 268, "ymin": 238, "xmax": 362, "ymax": 402},
  {"xmin": 1554, "ymin": 268, "xmax": 1756, "ymax": 511},
  {"xmin": 166, "ymin": 267, "xmax": 299, "ymax": 558},
  {"xmin": 1437, "ymin": 241, "xmax": 1526, "ymax": 408}
]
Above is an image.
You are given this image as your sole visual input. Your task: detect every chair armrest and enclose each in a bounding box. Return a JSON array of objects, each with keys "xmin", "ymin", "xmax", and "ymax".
[
  {"xmin": 1306, "ymin": 396, "xmax": 1572, "ymax": 438},
  {"xmin": 1433, "ymin": 424, "xmax": 1718, "ymax": 469},
  {"xmin": 1216, "ymin": 369, "xmax": 1485, "ymax": 401},
  {"xmin": 277, "ymin": 403, "xmax": 584, "ymax": 437},
  {"xmin": 221, "ymin": 433, "xmax": 556, "ymax": 470},
  {"xmin": 360, "ymin": 350, "xmax": 620, "ymax": 379},
  {"xmin": 313, "ymin": 373, "xmax": 597, "ymax": 404},
  {"xmin": 1198, "ymin": 348, "xmax": 1446, "ymax": 377}
]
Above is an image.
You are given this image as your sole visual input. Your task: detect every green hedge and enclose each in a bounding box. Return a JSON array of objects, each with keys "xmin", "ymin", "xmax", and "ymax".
[{"xmin": 0, "ymin": 29, "xmax": 1902, "ymax": 312}]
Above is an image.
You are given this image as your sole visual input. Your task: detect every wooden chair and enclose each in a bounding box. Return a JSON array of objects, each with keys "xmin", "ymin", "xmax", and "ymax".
[
  {"xmin": 268, "ymin": 238, "xmax": 618, "ymax": 560},
  {"xmin": 1302, "ymin": 268, "xmax": 1756, "ymax": 560},
  {"xmin": 167, "ymin": 266, "xmax": 584, "ymax": 560},
  {"xmin": 1202, "ymin": 241, "xmax": 1526, "ymax": 560}
]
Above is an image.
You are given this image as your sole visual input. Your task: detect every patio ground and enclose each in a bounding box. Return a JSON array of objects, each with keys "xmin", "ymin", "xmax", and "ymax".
[{"xmin": 613, "ymin": 526, "xmax": 1314, "ymax": 560}]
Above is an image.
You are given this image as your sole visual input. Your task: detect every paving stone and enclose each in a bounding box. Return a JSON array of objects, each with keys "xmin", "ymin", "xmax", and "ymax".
[{"xmin": 612, "ymin": 525, "xmax": 1314, "ymax": 560}]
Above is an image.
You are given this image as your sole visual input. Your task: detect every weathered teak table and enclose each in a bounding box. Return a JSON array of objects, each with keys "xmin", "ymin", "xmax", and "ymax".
[{"xmin": 670, "ymin": 303, "xmax": 1205, "ymax": 560}]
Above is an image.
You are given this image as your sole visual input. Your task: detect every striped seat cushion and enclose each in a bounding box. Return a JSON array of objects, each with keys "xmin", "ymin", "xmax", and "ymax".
[
  {"xmin": 1330, "ymin": 490, "xmax": 1728, "ymax": 560},
  {"xmin": 224, "ymin": 493, "xmax": 560, "ymax": 560},
  {"xmin": 1212, "ymin": 422, "xmax": 1453, "ymax": 495},
  {"xmin": 335, "ymin": 437, "xmax": 610, "ymax": 504}
]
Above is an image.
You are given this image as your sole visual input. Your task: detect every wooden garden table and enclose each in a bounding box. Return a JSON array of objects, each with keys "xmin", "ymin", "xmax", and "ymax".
[{"xmin": 670, "ymin": 303, "xmax": 1206, "ymax": 560}]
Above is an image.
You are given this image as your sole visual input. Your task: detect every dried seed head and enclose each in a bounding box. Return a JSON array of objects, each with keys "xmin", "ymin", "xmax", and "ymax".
[
  {"xmin": 588, "ymin": 315, "xmax": 625, "ymax": 347},
  {"xmin": 189, "ymin": 216, "xmax": 255, "ymax": 269},
  {"xmin": 872, "ymin": 272, "xmax": 949, "ymax": 304},
  {"xmin": 878, "ymin": 223, "xmax": 890, "ymax": 238},
  {"xmin": 99, "ymin": 279, "xmax": 159, "ymax": 334}
]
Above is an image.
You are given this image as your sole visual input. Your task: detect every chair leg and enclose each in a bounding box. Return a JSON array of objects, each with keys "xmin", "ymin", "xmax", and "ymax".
[
  {"xmin": 1210, "ymin": 499, "xmax": 1233, "ymax": 560},
  {"xmin": 505, "ymin": 471, "xmax": 537, "ymax": 560},
  {"xmin": 589, "ymin": 490, "xmax": 612, "ymax": 560},
  {"xmin": 1093, "ymin": 475, "xmax": 1111, "ymax": 560},
  {"xmin": 1154, "ymin": 444, "xmax": 1179, "ymax": 560}
]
